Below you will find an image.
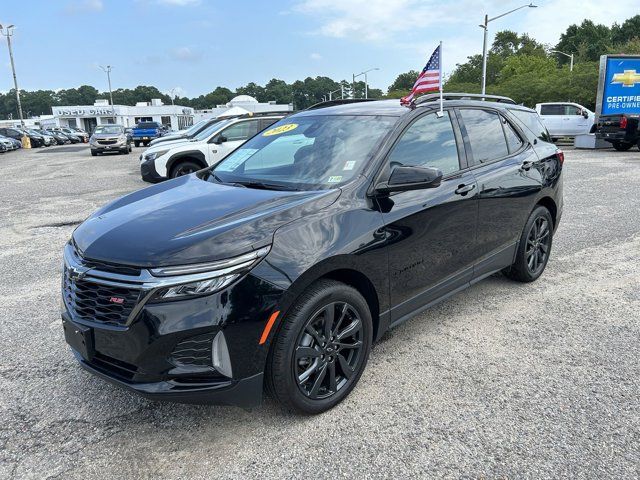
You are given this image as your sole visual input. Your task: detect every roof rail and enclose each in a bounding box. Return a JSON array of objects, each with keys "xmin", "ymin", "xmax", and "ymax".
[
  {"xmin": 305, "ymin": 98, "xmax": 376, "ymax": 110},
  {"xmin": 414, "ymin": 93, "xmax": 516, "ymax": 105}
]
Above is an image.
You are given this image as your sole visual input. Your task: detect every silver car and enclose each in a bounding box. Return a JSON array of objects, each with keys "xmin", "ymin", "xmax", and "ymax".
[{"xmin": 89, "ymin": 125, "xmax": 132, "ymax": 156}]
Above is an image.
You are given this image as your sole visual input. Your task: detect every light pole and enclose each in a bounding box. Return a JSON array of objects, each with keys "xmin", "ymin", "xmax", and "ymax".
[
  {"xmin": 551, "ymin": 50, "xmax": 574, "ymax": 71},
  {"xmin": 99, "ymin": 65, "xmax": 114, "ymax": 107},
  {"xmin": 328, "ymin": 87, "xmax": 343, "ymax": 101},
  {"xmin": 479, "ymin": 3, "xmax": 537, "ymax": 95},
  {"xmin": 168, "ymin": 87, "xmax": 178, "ymax": 105},
  {"xmin": 352, "ymin": 68, "xmax": 379, "ymax": 99},
  {"xmin": 0, "ymin": 24, "xmax": 25, "ymax": 126}
]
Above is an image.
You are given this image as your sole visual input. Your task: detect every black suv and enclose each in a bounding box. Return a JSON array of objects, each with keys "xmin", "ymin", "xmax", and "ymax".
[{"xmin": 62, "ymin": 95, "xmax": 563, "ymax": 413}]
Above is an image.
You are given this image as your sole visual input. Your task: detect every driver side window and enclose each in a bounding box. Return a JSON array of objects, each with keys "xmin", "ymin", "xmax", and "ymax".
[{"xmin": 387, "ymin": 111, "xmax": 461, "ymax": 175}]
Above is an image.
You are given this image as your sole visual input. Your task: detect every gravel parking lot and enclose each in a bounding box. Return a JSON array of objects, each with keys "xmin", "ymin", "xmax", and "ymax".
[{"xmin": 1, "ymin": 144, "xmax": 639, "ymax": 479}]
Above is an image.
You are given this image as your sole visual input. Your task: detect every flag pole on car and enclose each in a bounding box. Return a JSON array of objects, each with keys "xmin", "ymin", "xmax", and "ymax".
[{"xmin": 400, "ymin": 42, "xmax": 443, "ymax": 113}]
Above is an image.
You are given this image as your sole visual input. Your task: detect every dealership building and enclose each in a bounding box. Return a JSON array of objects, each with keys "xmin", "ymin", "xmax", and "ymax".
[{"xmin": 47, "ymin": 99, "xmax": 195, "ymax": 132}]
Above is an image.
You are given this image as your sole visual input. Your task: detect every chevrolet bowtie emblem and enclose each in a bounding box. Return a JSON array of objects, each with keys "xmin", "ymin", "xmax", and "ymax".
[
  {"xmin": 611, "ymin": 69, "xmax": 640, "ymax": 87},
  {"xmin": 68, "ymin": 265, "xmax": 90, "ymax": 280}
]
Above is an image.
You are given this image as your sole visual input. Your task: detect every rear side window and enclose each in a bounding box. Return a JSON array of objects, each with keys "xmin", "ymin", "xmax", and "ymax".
[
  {"xmin": 387, "ymin": 111, "xmax": 461, "ymax": 175},
  {"xmin": 459, "ymin": 109, "xmax": 509, "ymax": 163},
  {"xmin": 501, "ymin": 116, "xmax": 524, "ymax": 154},
  {"xmin": 510, "ymin": 109, "xmax": 552, "ymax": 142},
  {"xmin": 540, "ymin": 104, "xmax": 564, "ymax": 115}
]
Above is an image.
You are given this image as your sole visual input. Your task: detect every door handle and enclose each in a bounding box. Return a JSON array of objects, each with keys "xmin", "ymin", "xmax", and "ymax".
[
  {"xmin": 520, "ymin": 160, "xmax": 535, "ymax": 171},
  {"xmin": 455, "ymin": 184, "xmax": 476, "ymax": 196}
]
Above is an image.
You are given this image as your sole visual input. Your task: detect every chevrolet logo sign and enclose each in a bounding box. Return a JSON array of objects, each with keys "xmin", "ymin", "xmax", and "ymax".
[{"xmin": 611, "ymin": 69, "xmax": 640, "ymax": 87}]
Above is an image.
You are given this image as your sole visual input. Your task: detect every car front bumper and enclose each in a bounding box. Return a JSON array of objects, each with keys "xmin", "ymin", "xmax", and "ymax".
[
  {"xmin": 91, "ymin": 141, "xmax": 128, "ymax": 152},
  {"xmin": 140, "ymin": 157, "xmax": 166, "ymax": 182}
]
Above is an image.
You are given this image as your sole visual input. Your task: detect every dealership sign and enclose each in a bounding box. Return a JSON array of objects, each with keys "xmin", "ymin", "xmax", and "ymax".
[
  {"xmin": 52, "ymin": 106, "xmax": 116, "ymax": 117},
  {"xmin": 597, "ymin": 55, "xmax": 640, "ymax": 117}
]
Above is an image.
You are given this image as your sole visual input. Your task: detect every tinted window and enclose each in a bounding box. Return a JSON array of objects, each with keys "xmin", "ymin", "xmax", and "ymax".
[
  {"xmin": 460, "ymin": 109, "xmax": 509, "ymax": 163},
  {"xmin": 510, "ymin": 109, "xmax": 552, "ymax": 142},
  {"xmin": 387, "ymin": 111, "xmax": 460, "ymax": 175},
  {"xmin": 540, "ymin": 104, "xmax": 564, "ymax": 115},
  {"xmin": 501, "ymin": 116, "xmax": 524, "ymax": 153},
  {"xmin": 136, "ymin": 122, "xmax": 160, "ymax": 129},
  {"xmin": 220, "ymin": 120, "xmax": 260, "ymax": 142}
]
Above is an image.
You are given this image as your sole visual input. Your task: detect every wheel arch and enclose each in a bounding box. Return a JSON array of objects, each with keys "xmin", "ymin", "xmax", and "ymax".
[
  {"xmin": 535, "ymin": 196, "xmax": 558, "ymax": 229},
  {"xmin": 166, "ymin": 150, "xmax": 207, "ymax": 176}
]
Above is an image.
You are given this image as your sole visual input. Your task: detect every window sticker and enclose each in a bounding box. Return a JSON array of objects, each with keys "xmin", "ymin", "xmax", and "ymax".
[
  {"xmin": 327, "ymin": 175, "xmax": 343, "ymax": 183},
  {"xmin": 216, "ymin": 149, "xmax": 258, "ymax": 171},
  {"xmin": 262, "ymin": 123, "xmax": 298, "ymax": 136},
  {"xmin": 343, "ymin": 160, "xmax": 356, "ymax": 171}
]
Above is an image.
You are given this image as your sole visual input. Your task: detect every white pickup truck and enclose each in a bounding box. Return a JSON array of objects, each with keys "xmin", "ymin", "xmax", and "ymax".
[{"xmin": 535, "ymin": 102, "xmax": 594, "ymax": 139}]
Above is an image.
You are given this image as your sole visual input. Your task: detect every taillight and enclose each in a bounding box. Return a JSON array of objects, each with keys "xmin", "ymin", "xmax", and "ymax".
[
  {"xmin": 556, "ymin": 149, "xmax": 564, "ymax": 165},
  {"xmin": 620, "ymin": 116, "xmax": 628, "ymax": 129}
]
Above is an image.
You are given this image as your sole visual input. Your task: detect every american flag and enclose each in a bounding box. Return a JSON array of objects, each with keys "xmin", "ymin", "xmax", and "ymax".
[{"xmin": 401, "ymin": 44, "xmax": 442, "ymax": 105}]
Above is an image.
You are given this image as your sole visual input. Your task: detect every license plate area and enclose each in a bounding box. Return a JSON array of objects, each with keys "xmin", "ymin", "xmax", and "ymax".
[{"xmin": 63, "ymin": 319, "xmax": 94, "ymax": 360}]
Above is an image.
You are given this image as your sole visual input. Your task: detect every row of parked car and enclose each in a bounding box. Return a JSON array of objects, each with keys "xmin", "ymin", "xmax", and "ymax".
[{"xmin": 0, "ymin": 125, "xmax": 89, "ymax": 151}]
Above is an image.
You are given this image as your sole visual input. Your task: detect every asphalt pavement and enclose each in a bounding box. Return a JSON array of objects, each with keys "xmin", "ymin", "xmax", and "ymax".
[{"xmin": 0, "ymin": 144, "xmax": 639, "ymax": 479}]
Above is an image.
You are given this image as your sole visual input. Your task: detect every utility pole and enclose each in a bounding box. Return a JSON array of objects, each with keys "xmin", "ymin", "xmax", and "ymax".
[
  {"xmin": 353, "ymin": 68, "xmax": 379, "ymax": 99},
  {"xmin": 0, "ymin": 24, "xmax": 24, "ymax": 126},
  {"xmin": 99, "ymin": 65, "xmax": 114, "ymax": 107}
]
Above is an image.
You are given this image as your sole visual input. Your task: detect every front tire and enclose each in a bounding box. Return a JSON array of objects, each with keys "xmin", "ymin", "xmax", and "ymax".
[
  {"xmin": 503, "ymin": 206, "xmax": 553, "ymax": 282},
  {"xmin": 91, "ymin": 149, "xmax": 98, "ymax": 156},
  {"xmin": 170, "ymin": 160, "xmax": 201, "ymax": 178},
  {"xmin": 612, "ymin": 141, "xmax": 633, "ymax": 151},
  {"xmin": 265, "ymin": 280, "xmax": 372, "ymax": 414},
  {"xmin": 134, "ymin": 141, "xmax": 140, "ymax": 147}
]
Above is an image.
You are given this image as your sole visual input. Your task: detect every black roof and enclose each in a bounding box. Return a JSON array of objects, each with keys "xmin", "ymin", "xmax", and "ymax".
[{"xmin": 293, "ymin": 97, "xmax": 535, "ymax": 118}]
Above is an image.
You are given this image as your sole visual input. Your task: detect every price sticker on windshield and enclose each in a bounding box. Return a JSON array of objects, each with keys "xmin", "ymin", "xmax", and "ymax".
[{"xmin": 263, "ymin": 123, "xmax": 298, "ymax": 136}]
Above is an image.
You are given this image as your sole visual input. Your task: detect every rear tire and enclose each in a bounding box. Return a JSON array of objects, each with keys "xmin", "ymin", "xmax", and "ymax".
[
  {"xmin": 265, "ymin": 279, "xmax": 372, "ymax": 414},
  {"xmin": 503, "ymin": 206, "xmax": 553, "ymax": 283},
  {"xmin": 612, "ymin": 141, "xmax": 633, "ymax": 151}
]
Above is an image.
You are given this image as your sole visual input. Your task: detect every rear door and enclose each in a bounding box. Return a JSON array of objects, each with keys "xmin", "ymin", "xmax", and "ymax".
[
  {"xmin": 377, "ymin": 109, "xmax": 479, "ymax": 323},
  {"xmin": 538, "ymin": 104, "xmax": 564, "ymax": 137},
  {"xmin": 456, "ymin": 108, "xmax": 543, "ymax": 279},
  {"xmin": 207, "ymin": 119, "xmax": 261, "ymax": 166}
]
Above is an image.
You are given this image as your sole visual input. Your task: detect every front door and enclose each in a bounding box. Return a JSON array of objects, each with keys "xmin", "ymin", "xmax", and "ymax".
[
  {"xmin": 377, "ymin": 110, "xmax": 479, "ymax": 324},
  {"xmin": 207, "ymin": 119, "xmax": 260, "ymax": 166}
]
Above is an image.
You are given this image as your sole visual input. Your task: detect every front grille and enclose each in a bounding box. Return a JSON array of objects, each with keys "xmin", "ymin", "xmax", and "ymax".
[
  {"xmin": 81, "ymin": 258, "xmax": 141, "ymax": 276},
  {"xmin": 63, "ymin": 267, "xmax": 142, "ymax": 326},
  {"xmin": 98, "ymin": 139, "xmax": 117, "ymax": 145},
  {"xmin": 170, "ymin": 333, "xmax": 215, "ymax": 367}
]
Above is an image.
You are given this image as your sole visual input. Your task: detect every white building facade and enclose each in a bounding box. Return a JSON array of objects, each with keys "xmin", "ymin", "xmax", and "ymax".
[
  {"xmin": 49, "ymin": 99, "xmax": 194, "ymax": 132},
  {"xmin": 193, "ymin": 95, "xmax": 293, "ymax": 122}
]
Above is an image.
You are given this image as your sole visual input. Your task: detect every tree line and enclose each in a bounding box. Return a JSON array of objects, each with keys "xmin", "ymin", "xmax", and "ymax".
[{"xmin": 1, "ymin": 14, "xmax": 639, "ymax": 119}]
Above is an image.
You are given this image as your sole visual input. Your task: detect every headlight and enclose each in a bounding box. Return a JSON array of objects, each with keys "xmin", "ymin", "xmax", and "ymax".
[
  {"xmin": 148, "ymin": 246, "xmax": 270, "ymax": 301},
  {"xmin": 145, "ymin": 149, "xmax": 169, "ymax": 161},
  {"xmin": 119, "ymin": 134, "xmax": 127, "ymax": 142}
]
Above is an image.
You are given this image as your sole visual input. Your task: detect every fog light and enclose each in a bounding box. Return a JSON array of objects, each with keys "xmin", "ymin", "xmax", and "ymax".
[{"xmin": 212, "ymin": 331, "xmax": 233, "ymax": 378}]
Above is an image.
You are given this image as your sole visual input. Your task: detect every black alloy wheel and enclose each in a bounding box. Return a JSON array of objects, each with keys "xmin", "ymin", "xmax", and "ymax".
[
  {"xmin": 294, "ymin": 302, "xmax": 364, "ymax": 400},
  {"xmin": 171, "ymin": 161, "xmax": 200, "ymax": 178},
  {"xmin": 503, "ymin": 205, "xmax": 553, "ymax": 282},
  {"xmin": 266, "ymin": 280, "xmax": 372, "ymax": 414},
  {"xmin": 525, "ymin": 216, "xmax": 551, "ymax": 276}
]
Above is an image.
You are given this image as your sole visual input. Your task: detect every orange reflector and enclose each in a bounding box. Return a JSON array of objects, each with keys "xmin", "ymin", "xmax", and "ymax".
[{"xmin": 259, "ymin": 310, "xmax": 280, "ymax": 345}]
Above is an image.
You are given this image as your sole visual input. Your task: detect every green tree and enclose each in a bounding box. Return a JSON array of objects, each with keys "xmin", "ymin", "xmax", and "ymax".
[
  {"xmin": 611, "ymin": 15, "xmax": 640, "ymax": 46},
  {"xmin": 556, "ymin": 20, "xmax": 611, "ymax": 62}
]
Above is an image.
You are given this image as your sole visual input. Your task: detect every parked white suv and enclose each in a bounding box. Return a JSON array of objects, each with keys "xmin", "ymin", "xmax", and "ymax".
[
  {"xmin": 535, "ymin": 102, "xmax": 594, "ymax": 139},
  {"xmin": 140, "ymin": 115, "xmax": 284, "ymax": 182}
]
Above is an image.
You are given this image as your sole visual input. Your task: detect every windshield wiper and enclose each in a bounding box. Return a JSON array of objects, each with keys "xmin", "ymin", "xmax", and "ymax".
[{"xmin": 232, "ymin": 180, "xmax": 295, "ymax": 191}]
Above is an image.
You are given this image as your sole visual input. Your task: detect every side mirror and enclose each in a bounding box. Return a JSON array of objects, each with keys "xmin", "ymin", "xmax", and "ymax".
[
  {"xmin": 375, "ymin": 165, "xmax": 443, "ymax": 194},
  {"xmin": 214, "ymin": 135, "xmax": 227, "ymax": 144},
  {"xmin": 582, "ymin": 110, "xmax": 589, "ymax": 119}
]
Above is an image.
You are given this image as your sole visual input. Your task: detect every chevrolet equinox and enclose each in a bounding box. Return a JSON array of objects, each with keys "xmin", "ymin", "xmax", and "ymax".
[{"xmin": 62, "ymin": 95, "xmax": 563, "ymax": 414}]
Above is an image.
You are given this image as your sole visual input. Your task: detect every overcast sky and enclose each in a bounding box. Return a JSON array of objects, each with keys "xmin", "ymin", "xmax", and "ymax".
[{"xmin": 0, "ymin": 0, "xmax": 634, "ymax": 97}]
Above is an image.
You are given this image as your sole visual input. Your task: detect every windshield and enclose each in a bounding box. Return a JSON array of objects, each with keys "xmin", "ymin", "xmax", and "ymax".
[
  {"xmin": 209, "ymin": 115, "xmax": 396, "ymax": 190},
  {"xmin": 193, "ymin": 118, "xmax": 234, "ymax": 142},
  {"xmin": 136, "ymin": 122, "xmax": 159, "ymax": 129},
  {"xmin": 94, "ymin": 126, "xmax": 123, "ymax": 134},
  {"xmin": 183, "ymin": 119, "xmax": 209, "ymax": 135}
]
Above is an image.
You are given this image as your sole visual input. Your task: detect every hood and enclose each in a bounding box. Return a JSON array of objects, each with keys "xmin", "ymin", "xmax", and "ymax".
[
  {"xmin": 146, "ymin": 137, "xmax": 193, "ymax": 152},
  {"xmin": 73, "ymin": 175, "xmax": 340, "ymax": 267}
]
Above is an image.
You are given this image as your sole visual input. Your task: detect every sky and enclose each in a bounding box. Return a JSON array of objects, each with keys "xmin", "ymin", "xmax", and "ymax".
[{"xmin": 0, "ymin": 0, "xmax": 635, "ymax": 97}]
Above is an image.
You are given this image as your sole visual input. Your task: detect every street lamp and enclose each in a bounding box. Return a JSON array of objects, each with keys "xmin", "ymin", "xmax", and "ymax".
[
  {"xmin": 168, "ymin": 87, "xmax": 179, "ymax": 105},
  {"xmin": 0, "ymin": 24, "xmax": 25, "ymax": 126},
  {"xmin": 551, "ymin": 49, "xmax": 574, "ymax": 72},
  {"xmin": 99, "ymin": 65, "xmax": 114, "ymax": 107},
  {"xmin": 479, "ymin": 3, "xmax": 537, "ymax": 95},
  {"xmin": 352, "ymin": 68, "xmax": 380, "ymax": 99},
  {"xmin": 328, "ymin": 87, "xmax": 343, "ymax": 101}
]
